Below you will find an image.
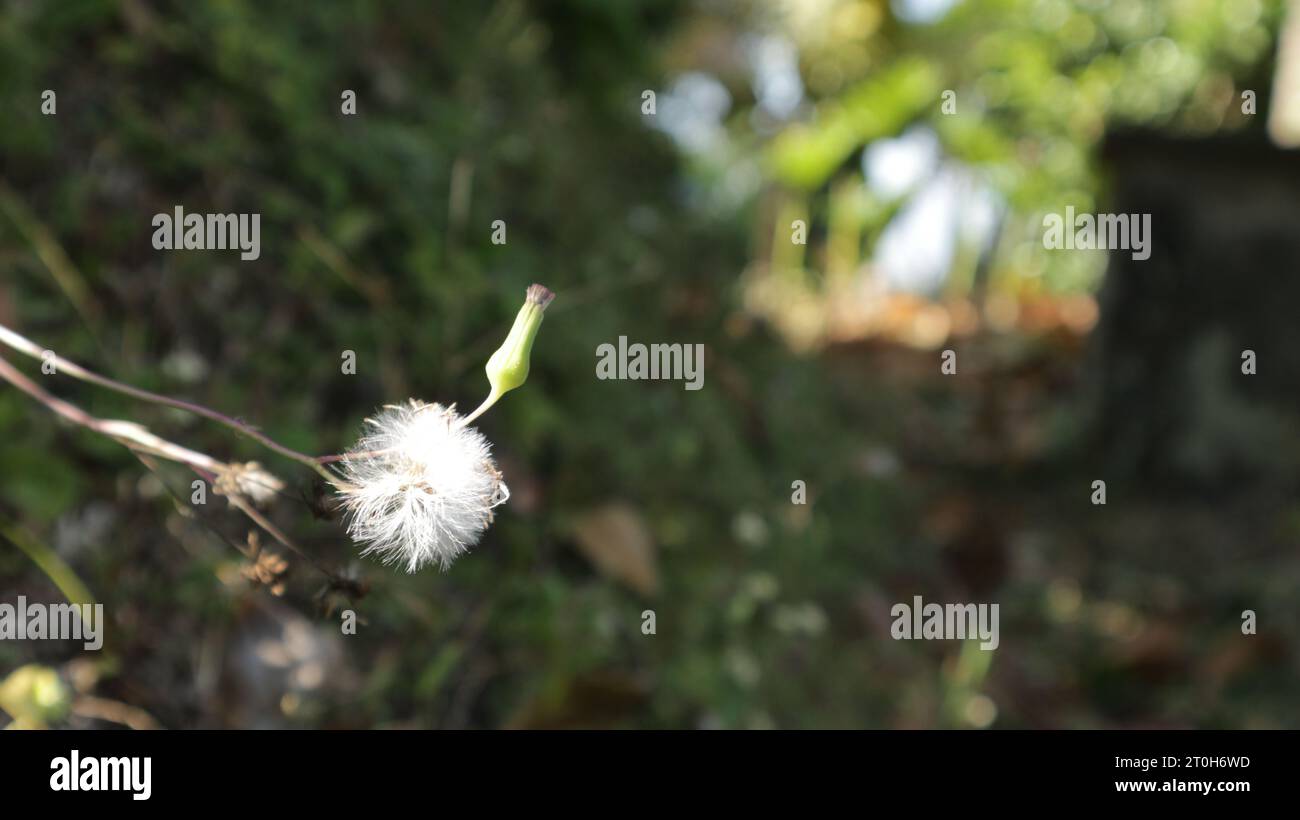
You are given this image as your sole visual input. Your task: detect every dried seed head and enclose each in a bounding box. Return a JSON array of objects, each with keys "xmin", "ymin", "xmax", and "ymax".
[
  {"xmin": 215, "ymin": 461, "xmax": 285, "ymax": 506},
  {"xmin": 334, "ymin": 401, "xmax": 509, "ymax": 572}
]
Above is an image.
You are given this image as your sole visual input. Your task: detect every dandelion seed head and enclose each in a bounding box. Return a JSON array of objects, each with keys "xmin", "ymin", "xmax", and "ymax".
[{"xmin": 335, "ymin": 400, "xmax": 509, "ymax": 572}]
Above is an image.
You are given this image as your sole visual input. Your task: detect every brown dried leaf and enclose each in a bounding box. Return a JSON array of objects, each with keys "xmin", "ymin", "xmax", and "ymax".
[{"xmin": 570, "ymin": 502, "xmax": 659, "ymax": 597}]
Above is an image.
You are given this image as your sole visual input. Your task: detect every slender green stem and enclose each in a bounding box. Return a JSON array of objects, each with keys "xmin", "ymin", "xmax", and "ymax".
[{"xmin": 0, "ymin": 518, "xmax": 96, "ymax": 609}]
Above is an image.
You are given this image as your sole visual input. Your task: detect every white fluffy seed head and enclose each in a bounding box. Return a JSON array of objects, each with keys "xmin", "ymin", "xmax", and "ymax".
[{"xmin": 335, "ymin": 400, "xmax": 509, "ymax": 572}]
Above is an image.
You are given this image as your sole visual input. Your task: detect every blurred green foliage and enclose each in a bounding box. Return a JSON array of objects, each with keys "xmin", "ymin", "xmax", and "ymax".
[
  {"xmin": 0, "ymin": 0, "xmax": 1296, "ymax": 729},
  {"xmin": 695, "ymin": 0, "xmax": 1283, "ymax": 294}
]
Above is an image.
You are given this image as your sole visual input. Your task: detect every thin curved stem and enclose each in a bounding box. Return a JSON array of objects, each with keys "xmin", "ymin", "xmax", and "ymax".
[
  {"xmin": 0, "ymin": 322, "xmax": 337, "ymax": 482},
  {"xmin": 460, "ymin": 392, "xmax": 497, "ymax": 426},
  {"xmin": 2, "ymin": 352, "xmax": 347, "ymax": 577},
  {"xmin": 0, "ymin": 352, "xmax": 223, "ymax": 471}
]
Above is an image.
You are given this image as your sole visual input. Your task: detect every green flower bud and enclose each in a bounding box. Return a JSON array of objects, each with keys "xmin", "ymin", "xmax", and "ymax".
[{"xmin": 464, "ymin": 284, "xmax": 554, "ymax": 424}]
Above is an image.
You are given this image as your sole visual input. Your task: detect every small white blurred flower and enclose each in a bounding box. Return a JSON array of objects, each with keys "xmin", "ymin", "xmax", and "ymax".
[{"xmin": 335, "ymin": 400, "xmax": 509, "ymax": 572}]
